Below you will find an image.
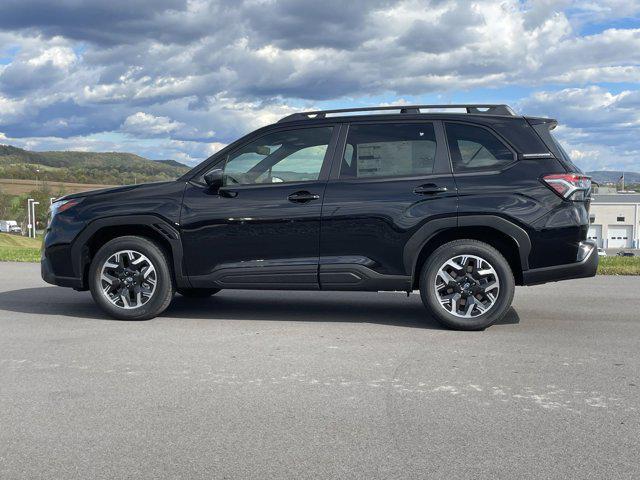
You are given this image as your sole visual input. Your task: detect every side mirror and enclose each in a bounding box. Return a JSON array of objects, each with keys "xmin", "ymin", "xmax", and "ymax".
[{"xmin": 204, "ymin": 169, "xmax": 224, "ymax": 191}]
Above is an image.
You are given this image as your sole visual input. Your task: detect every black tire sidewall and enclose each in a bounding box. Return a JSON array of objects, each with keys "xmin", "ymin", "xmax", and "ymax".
[
  {"xmin": 420, "ymin": 240, "xmax": 515, "ymax": 330},
  {"xmin": 89, "ymin": 236, "xmax": 174, "ymax": 320}
]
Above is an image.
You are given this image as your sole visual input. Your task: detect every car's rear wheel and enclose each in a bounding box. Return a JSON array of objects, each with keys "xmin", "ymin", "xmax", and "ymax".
[
  {"xmin": 89, "ymin": 236, "xmax": 174, "ymax": 320},
  {"xmin": 176, "ymin": 288, "xmax": 220, "ymax": 298},
  {"xmin": 419, "ymin": 239, "xmax": 515, "ymax": 330}
]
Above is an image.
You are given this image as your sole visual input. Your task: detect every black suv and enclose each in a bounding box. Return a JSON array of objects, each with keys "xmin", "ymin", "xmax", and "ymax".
[{"xmin": 41, "ymin": 104, "xmax": 598, "ymax": 330}]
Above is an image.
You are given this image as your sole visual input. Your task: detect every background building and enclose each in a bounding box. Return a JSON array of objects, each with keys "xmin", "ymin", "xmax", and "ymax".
[{"xmin": 588, "ymin": 190, "xmax": 639, "ymax": 249}]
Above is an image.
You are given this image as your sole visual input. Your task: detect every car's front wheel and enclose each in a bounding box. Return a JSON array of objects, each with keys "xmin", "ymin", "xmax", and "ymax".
[
  {"xmin": 419, "ymin": 239, "xmax": 515, "ymax": 330},
  {"xmin": 88, "ymin": 236, "xmax": 174, "ymax": 320}
]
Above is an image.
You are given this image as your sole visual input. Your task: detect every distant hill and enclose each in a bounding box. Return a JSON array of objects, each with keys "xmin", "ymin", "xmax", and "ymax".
[
  {"xmin": 587, "ymin": 170, "xmax": 640, "ymax": 184},
  {"xmin": 2, "ymin": 144, "xmax": 636, "ymax": 189},
  {"xmin": 0, "ymin": 144, "xmax": 190, "ymax": 186},
  {"xmin": 155, "ymin": 159, "xmax": 191, "ymax": 168}
]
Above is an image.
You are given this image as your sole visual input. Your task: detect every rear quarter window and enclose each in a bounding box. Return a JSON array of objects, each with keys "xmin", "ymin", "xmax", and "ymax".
[
  {"xmin": 549, "ymin": 134, "xmax": 582, "ymax": 173},
  {"xmin": 530, "ymin": 122, "xmax": 583, "ymax": 173},
  {"xmin": 445, "ymin": 123, "xmax": 514, "ymax": 173}
]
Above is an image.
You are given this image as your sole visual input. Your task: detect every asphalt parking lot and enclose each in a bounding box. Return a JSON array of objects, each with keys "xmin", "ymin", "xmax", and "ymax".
[{"xmin": 0, "ymin": 262, "xmax": 638, "ymax": 479}]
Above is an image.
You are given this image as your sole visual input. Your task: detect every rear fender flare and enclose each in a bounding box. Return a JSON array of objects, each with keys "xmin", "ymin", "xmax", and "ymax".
[
  {"xmin": 403, "ymin": 214, "xmax": 531, "ymax": 278},
  {"xmin": 458, "ymin": 215, "xmax": 531, "ymax": 271}
]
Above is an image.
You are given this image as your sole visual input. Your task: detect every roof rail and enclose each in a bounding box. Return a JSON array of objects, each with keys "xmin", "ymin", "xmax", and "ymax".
[{"xmin": 278, "ymin": 104, "xmax": 516, "ymax": 123}]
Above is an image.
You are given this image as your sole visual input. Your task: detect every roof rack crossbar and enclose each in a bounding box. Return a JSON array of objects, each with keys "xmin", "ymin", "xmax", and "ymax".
[{"xmin": 278, "ymin": 104, "xmax": 515, "ymax": 123}]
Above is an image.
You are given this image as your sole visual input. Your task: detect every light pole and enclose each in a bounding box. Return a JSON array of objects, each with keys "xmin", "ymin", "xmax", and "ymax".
[
  {"xmin": 31, "ymin": 201, "xmax": 40, "ymax": 238},
  {"xmin": 35, "ymin": 168, "xmax": 40, "ymax": 189},
  {"xmin": 27, "ymin": 198, "xmax": 34, "ymax": 238}
]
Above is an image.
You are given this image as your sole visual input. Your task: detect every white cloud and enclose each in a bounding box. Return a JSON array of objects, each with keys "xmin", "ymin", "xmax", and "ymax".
[
  {"xmin": 0, "ymin": 130, "xmax": 224, "ymax": 165},
  {"xmin": 27, "ymin": 45, "xmax": 76, "ymax": 68},
  {"xmin": 519, "ymin": 86, "xmax": 640, "ymax": 126},
  {"xmin": 121, "ymin": 112, "xmax": 184, "ymax": 136},
  {"xmin": 519, "ymin": 86, "xmax": 640, "ymax": 171},
  {"xmin": 0, "ymin": 95, "xmax": 28, "ymax": 123},
  {"xmin": 0, "ymin": 0, "xmax": 637, "ymax": 168}
]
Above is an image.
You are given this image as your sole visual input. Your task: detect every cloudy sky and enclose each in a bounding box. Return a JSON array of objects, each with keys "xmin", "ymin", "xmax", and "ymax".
[{"xmin": 0, "ymin": 0, "xmax": 639, "ymax": 171}]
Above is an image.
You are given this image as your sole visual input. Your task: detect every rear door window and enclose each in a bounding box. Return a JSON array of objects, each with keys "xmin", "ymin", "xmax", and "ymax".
[
  {"xmin": 339, "ymin": 123, "xmax": 437, "ymax": 179},
  {"xmin": 445, "ymin": 123, "xmax": 514, "ymax": 173}
]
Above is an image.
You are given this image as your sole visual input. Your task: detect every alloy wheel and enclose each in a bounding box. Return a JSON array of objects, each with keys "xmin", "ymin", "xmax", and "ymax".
[
  {"xmin": 99, "ymin": 250, "xmax": 157, "ymax": 309},
  {"xmin": 434, "ymin": 254, "xmax": 500, "ymax": 318}
]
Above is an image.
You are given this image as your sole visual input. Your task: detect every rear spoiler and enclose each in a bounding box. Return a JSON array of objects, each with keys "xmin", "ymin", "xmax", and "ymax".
[{"xmin": 525, "ymin": 116, "xmax": 558, "ymax": 130}]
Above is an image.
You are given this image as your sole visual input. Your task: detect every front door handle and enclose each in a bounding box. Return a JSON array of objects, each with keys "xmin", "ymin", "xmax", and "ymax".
[
  {"xmin": 413, "ymin": 184, "xmax": 448, "ymax": 195},
  {"xmin": 288, "ymin": 191, "xmax": 320, "ymax": 203}
]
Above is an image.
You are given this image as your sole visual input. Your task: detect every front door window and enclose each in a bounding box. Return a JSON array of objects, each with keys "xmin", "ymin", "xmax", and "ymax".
[{"xmin": 222, "ymin": 127, "xmax": 333, "ymax": 185}]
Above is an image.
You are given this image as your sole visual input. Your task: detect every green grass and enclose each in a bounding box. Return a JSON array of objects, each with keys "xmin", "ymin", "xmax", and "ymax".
[
  {"xmin": 0, "ymin": 233, "xmax": 41, "ymax": 248},
  {"xmin": 0, "ymin": 246, "xmax": 40, "ymax": 262},
  {"xmin": 0, "ymin": 233, "xmax": 41, "ymax": 262},
  {"xmin": 597, "ymin": 256, "xmax": 640, "ymax": 275}
]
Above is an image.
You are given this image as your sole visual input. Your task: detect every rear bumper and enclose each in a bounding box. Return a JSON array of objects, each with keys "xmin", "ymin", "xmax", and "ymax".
[
  {"xmin": 41, "ymin": 255, "xmax": 83, "ymax": 289},
  {"xmin": 522, "ymin": 240, "xmax": 598, "ymax": 286}
]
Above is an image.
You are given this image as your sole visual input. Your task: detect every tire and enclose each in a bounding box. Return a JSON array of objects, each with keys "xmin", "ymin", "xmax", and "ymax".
[
  {"xmin": 176, "ymin": 288, "xmax": 220, "ymax": 298},
  {"xmin": 419, "ymin": 239, "xmax": 515, "ymax": 330},
  {"xmin": 88, "ymin": 236, "xmax": 174, "ymax": 320}
]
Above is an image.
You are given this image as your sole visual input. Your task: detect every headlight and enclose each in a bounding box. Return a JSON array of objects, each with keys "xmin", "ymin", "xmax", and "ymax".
[{"xmin": 48, "ymin": 198, "xmax": 81, "ymax": 225}]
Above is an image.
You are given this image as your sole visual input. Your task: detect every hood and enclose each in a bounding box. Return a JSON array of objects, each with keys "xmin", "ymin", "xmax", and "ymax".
[{"xmin": 57, "ymin": 181, "xmax": 176, "ymax": 202}]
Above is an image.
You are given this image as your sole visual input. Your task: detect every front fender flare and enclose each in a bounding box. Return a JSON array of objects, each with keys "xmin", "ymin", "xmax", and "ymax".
[{"xmin": 71, "ymin": 214, "xmax": 189, "ymax": 289}]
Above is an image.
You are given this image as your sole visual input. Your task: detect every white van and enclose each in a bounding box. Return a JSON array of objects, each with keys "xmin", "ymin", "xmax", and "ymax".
[{"xmin": 0, "ymin": 220, "xmax": 21, "ymax": 233}]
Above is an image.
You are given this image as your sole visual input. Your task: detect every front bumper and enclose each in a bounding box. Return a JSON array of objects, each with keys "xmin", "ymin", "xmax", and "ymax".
[
  {"xmin": 522, "ymin": 240, "xmax": 598, "ymax": 286},
  {"xmin": 41, "ymin": 255, "xmax": 83, "ymax": 289}
]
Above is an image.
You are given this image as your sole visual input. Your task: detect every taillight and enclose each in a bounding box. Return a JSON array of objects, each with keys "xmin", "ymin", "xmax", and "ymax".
[{"xmin": 542, "ymin": 173, "xmax": 591, "ymax": 200}]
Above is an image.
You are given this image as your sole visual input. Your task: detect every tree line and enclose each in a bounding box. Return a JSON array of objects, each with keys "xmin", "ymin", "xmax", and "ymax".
[{"xmin": 0, "ymin": 185, "xmax": 66, "ymax": 231}]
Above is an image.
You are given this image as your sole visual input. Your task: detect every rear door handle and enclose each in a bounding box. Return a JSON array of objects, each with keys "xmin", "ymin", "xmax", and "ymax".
[
  {"xmin": 288, "ymin": 191, "xmax": 320, "ymax": 203},
  {"xmin": 413, "ymin": 184, "xmax": 448, "ymax": 195}
]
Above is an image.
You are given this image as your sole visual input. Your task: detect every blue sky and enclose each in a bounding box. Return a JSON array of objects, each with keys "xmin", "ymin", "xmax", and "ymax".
[{"xmin": 0, "ymin": 0, "xmax": 639, "ymax": 171}]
